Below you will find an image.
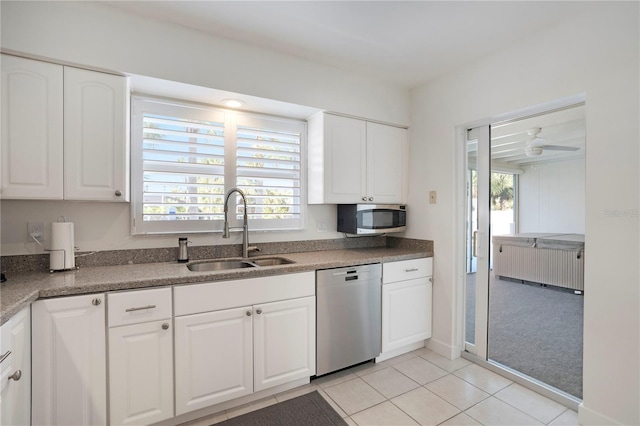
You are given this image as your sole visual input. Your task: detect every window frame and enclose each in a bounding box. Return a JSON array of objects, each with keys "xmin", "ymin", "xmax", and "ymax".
[{"xmin": 131, "ymin": 95, "xmax": 307, "ymax": 235}]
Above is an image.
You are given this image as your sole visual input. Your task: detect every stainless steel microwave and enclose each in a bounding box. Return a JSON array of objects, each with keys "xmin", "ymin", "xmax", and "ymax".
[{"xmin": 337, "ymin": 204, "xmax": 407, "ymax": 235}]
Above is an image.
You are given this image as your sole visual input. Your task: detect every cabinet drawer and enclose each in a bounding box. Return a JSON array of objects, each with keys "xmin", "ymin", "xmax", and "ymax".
[
  {"xmin": 383, "ymin": 258, "xmax": 432, "ymax": 283},
  {"xmin": 108, "ymin": 287, "xmax": 172, "ymax": 327}
]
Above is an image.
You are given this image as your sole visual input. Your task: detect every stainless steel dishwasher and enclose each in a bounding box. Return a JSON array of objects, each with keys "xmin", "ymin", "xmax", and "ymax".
[{"xmin": 316, "ymin": 263, "xmax": 382, "ymax": 376}]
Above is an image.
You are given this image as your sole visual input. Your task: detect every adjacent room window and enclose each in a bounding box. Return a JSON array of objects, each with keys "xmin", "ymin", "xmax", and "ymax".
[{"xmin": 131, "ymin": 96, "xmax": 305, "ymax": 234}]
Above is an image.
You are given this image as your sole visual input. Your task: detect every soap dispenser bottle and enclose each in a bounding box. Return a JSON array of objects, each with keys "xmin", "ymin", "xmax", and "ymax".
[{"xmin": 178, "ymin": 237, "xmax": 189, "ymax": 263}]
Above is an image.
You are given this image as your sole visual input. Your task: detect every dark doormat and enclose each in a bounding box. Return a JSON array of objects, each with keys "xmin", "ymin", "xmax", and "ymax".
[{"xmin": 214, "ymin": 391, "xmax": 348, "ymax": 426}]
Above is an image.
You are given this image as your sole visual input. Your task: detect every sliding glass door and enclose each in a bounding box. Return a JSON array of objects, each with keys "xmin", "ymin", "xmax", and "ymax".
[
  {"xmin": 464, "ymin": 125, "xmax": 490, "ymax": 356},
  {"xmin": 463, "ymin": 105, "xmax": 586, "ymax": 402}
]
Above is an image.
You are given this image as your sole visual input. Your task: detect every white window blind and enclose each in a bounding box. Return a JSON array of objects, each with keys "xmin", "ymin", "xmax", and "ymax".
[
  {"xmin": 235, "ymin": 116, "xmax": 303, "ymax": 230},
  {"xmin": 131, "ymin": 97, "xmax": 305, "ymax": 234}
]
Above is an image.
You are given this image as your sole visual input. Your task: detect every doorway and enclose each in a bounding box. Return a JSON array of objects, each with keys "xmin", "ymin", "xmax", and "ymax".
[{"xmin": 463, "ymin": 103, "xmax": 586, "ymax": 404}]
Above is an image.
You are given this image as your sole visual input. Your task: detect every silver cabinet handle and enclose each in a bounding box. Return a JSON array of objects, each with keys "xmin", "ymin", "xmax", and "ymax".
[
  {"xmin": 0, "ymin": 351, "xmax": 11, "ymax": 364},
  {"xmin": 115, "ymin": 190, "xmax": 122, "ymax": 197},
  {"xmin": 429, "ymin": 277, "xmax": 433, "ymax": 283},
  {"xmin": 362, "ymin": 196, "xmax": 367, "ymax": 201},
  {"xmin": 405, "ymin": 268, "xmax": 419, "ymax": 273},
  {"xmin": 125, "ymin": 305, "xmax": 156, "ymax": 312},
  {"xmin": 92, "ymin": 298, "xmax": 102, "ymax": 306},
  {"xmin": 256, "ymin": 308, "xmax": 263, "ymax": 315},
  {"xmin": 8, "ymin": 370, "xmax": 21, "ymax": 381},
  {"xmin": 246, "ymin": 310, "xmax": 252, "ymax": 316},
  {"xmin": 162, "ymin": 323, "xmax": 169, "ymax": 330},
  {"xmin": 368, "ymin": 197, "xmax": 373, "ymax": 201}
]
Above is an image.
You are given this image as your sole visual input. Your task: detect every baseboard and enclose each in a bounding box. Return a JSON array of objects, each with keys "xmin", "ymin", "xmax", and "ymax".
[
  {"xmin": 376, "ymin": 341, "xmax": 425, "ymax": 362},
  {"xmin": 579, "ymin": 403, "xmax": 622, "ymax": 425},
  {"xmin": 426, "ymin": 338, "xmax": 460, "ymax": 359}
]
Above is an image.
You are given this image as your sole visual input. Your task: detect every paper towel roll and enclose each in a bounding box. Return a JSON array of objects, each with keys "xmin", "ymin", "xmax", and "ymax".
[{"xmin": 50, "ymin": 222, "xmax": 75, "ymax": 271}]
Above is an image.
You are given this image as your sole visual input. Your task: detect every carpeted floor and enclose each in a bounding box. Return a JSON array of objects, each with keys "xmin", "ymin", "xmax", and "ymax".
[
  {"xmin": 214, "ymin": 391, "xmax": 347, "ymax": 426},
  {"xmin": 466, "ymin": 273, "xmax": 583, "ymax": 399}
]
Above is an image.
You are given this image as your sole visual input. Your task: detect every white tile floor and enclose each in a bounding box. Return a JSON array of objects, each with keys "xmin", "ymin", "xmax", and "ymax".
[{"xmin": 183, "ymin": 347, "xmax": 580, "ymax": 426}]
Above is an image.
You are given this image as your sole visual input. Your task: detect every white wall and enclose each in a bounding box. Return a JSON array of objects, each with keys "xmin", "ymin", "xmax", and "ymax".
[
  {"xmin": 407, "ymin": 3, "xmax": 638, "ymax": 425},
  {"xmin": 0, "ymin": 1, "xmax": 409, "ymax": 125},
  {"xmin": 519, "ymin": 159, "xmax": 585, "ymax": 234},
  {"xmin": 0, "ymin": 1, "xmax": 410, "ymax": 255}
]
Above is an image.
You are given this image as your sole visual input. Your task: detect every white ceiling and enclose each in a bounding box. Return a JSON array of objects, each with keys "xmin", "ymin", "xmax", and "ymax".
[{"xmin": 106, "ymin": 1, "xmax": 595, "ymax": 90}]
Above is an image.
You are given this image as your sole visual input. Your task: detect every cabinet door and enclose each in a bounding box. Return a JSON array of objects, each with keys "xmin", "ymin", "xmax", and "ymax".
[
  {"xmin": 323, "ymin": 114, "xmax": 367, "ymax": 203},
  {"xmin": 0, "ymin": 307, "xmax": 31, "ymax": 426},
  {"xmin": 253, "ymin": 296, "xmax": 315, "ymax": 392},
  {"xmin": 1, "ymin": 54, "xmax": 63, "ymax": 199},
  {"xmin": 174, "ymin": 307, "xmax": 253, "ymax": 415},
  {"xmin": 64, "ymin": 67, "xmax": 129, "ymax": 201},
  {"xmin": 32, "ymin": 294, "xmax": 107, "ymax": 426},
  {"xmin": 366, "ymin": 122, "xmax": 406, "ymax": 204},
  {"xmin": 382, "ymin": 277, "xmax": 432, "ymax": 353},
  {"xmin": 109, "ymin": 320, "xmax": 173, "ymax": 425}
]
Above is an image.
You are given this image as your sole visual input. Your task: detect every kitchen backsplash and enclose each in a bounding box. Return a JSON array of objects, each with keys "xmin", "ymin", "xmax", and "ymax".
[{"xmin": 1, "ymin": 237, "xmax": 433, "ymax": 274}]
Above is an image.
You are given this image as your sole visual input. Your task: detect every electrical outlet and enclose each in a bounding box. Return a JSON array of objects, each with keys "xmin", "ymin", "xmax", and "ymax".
[
  {"xmin": 27, "ymin": 221, "xmax": 45, "ymax": 241},
  {"xmin": 429, "ymin": 191, "xmax": 437, "ymax": 204},
  {"xmin": 317, "ymin": 221, "xmax": 328, "ymax": 232}
]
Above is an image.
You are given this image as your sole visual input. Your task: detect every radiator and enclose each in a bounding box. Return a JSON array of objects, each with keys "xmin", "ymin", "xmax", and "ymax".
[{"xmin": 493, "ymin": 243, "xmax": 584, "ymax": 291}]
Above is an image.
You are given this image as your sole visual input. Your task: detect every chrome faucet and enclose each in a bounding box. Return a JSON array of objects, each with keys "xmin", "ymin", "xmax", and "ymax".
[{"xmin": 223, "ymin": 188, "xmax": 259, "ymax": 258}]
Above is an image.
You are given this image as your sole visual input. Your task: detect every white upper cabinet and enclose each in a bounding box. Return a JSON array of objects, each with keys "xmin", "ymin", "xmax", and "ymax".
[
  {"xmin": 366, "ymin": 122, "xmax": 406, "ymax": 204},
  {"xmin": 308, "ymin": 114, "xmax": 366, "ymax": 204},
  {"xmin": 308, "ymin": 113, "xmax": 406, "ymax": 204},
  {"xmin": 1, "ymin": 55, "xmax": 64, "ymax": 199},
  {"xmin": 64, "ymin": 67, "xmax": 129, "ymax": 201},
  {"xmin": 0, "ymin": 54, "xmax": 129, "ymax": 201}
]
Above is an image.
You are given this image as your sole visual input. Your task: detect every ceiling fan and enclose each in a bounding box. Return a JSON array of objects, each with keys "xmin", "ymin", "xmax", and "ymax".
[{"xmin": 524, "ymin": 127, "xmax": 580, "ymax": 156}]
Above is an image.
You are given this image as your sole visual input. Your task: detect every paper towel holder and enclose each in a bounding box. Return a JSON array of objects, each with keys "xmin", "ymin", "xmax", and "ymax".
[{"xmin": 48, "ymin": 217, "xmax": 79, "ymax": 273}]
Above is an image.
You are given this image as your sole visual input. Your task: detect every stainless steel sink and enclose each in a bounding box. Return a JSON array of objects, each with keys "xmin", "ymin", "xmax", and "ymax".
[
  {"xmin": 250, "ymin": 257, "xmax": 295, "ymax": 266},
  {"xmin": 187, "ymin": 260, "xmax": 256, "ymax": 271},
  {"xmin": 186, "ymin": 257, "xmax": 295, "ymax": 271}
]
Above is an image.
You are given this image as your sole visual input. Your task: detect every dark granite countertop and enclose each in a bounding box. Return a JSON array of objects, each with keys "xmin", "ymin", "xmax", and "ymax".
[{"xmin": 0, "ymin": 245, "xmax": 432, "ymax": 325}]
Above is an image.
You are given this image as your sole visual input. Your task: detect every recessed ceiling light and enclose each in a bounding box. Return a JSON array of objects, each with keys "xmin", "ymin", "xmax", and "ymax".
[{"xmin": 222, "ymin": 98, "xmax": 246, "ymax": 108}]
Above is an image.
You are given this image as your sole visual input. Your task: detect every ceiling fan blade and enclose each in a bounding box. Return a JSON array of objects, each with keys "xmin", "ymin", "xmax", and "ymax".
[{"xmin": 543, "ymin": 145, "xmax": 580, "ymax": 151}]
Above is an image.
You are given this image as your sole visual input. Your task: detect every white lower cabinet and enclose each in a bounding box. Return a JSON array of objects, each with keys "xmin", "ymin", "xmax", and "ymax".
[
  {"xmin": 174, "ymin": 306, "xmax": 253, "ymax": 414},
  {"xmin": 253, "ymin": 297, "xmax": 315, "ymax": 392},
  {"xmin": 0, "ymin": 306, "xmax": 31, "ymax": 426},
  {"xmin": 381, "ymin": 258, "xmax": 433, "ymax": 355},
  {"xmin": 108, "ymin": 287, "xmax": 173, "ymax": 426},
  {"xmin": 174, "ymin": 272, "xmax": 316, "ymax": 416},
  {"xmin": 32, "ymin": 293, "xmax": 107, "ymax": 426},
  {"xmin": 109, "ymin": 320, "xmax": 174, "ymax": 425},
  {"xmin": 28, "ymin": 273, "xmax": 316, "ymax": 425}
]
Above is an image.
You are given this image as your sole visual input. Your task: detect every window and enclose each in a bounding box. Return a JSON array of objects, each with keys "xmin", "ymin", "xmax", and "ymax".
[{"xmin": 131, "ymin": 96, "xmax": 305, "ymax": 234}]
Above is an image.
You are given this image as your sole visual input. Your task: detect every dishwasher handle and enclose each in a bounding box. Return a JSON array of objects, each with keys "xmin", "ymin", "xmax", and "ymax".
[{"xmin": 332, "ymin": 267, "xmax": 369, "ymax": 276}]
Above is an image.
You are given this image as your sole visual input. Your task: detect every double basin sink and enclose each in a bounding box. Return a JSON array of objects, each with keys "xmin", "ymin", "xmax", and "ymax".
[{"xmin": 187, "ymin": 257, "xmax": 294, "ymax": 272}]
